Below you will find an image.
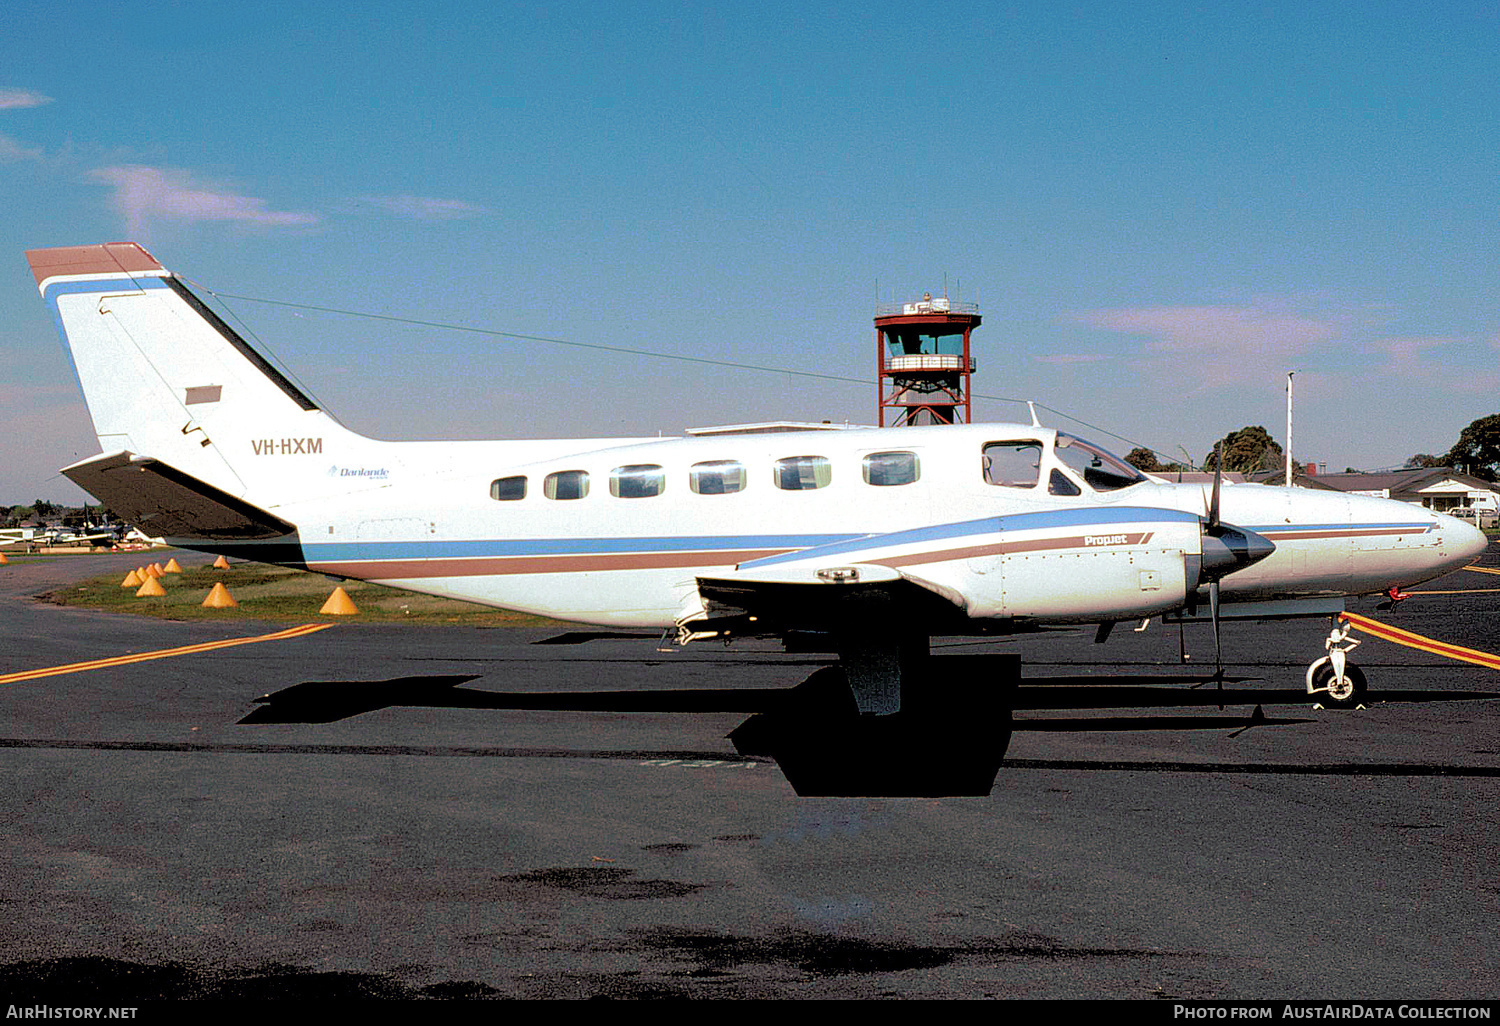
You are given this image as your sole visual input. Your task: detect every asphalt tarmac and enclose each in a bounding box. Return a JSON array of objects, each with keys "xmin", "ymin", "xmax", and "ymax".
[{"xmin": 1, "ymin": 549, "xmax": 1498, "ymax": 1000}]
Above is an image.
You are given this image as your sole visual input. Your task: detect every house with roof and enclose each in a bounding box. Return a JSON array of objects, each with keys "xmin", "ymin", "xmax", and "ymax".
[{"xmin": 1252, "ymin": 467, "xmax": 1499, "ymax": 513}]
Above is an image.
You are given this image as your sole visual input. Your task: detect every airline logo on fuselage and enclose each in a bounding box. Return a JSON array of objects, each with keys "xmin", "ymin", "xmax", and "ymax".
[
  {"xmin": 328, "ymin": 465, "xmax": 390, "ymax": 480},
  {"xmin": 252, "ymin": 437, "xmax": 323, "ymax": 455}
]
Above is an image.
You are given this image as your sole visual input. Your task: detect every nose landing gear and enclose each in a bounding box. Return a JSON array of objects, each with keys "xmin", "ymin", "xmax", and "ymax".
[{"xmin": 1306, "ymin": 620, "xmax": 1367, "ymax": 709}]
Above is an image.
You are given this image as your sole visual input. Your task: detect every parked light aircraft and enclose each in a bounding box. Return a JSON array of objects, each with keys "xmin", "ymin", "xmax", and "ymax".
[{"xmin": 26, "ymin": 243, "xmax": 1488, "ymax": 728}]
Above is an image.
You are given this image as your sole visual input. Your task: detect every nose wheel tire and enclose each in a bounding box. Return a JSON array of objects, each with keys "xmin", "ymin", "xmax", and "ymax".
[{"xmin": 1308, "ymin": 659, "xmax": 1367, "ymax": 709}]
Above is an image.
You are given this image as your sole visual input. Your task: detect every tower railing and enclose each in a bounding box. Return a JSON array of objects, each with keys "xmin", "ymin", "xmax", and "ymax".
[{"xmin": 875, "ymin": 299, "xmax": 980, "ymax": 317}]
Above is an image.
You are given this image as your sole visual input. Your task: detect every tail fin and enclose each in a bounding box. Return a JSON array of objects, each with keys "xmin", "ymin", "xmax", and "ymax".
[{"xmin": 28, "ymin": 243, "xmax": 369, "ymax": 507}]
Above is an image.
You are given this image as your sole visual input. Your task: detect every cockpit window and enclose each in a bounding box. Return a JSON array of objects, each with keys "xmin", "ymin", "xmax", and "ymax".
[
  {"xmin": 982, "ymin": 441, "xmax": 1043, "ymax": 488},
  {"xmin": 1054, "ymin": 433, "xmax": 1146, "ymax": 491},
  {"xmin": 1048, "ymin": 469, "xmax": 1081, "ymax": 496}
]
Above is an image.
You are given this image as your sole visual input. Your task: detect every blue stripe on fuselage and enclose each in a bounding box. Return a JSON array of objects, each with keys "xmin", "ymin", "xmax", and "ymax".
[{"xmin": 739, "ymin": 506, "xmax": 1203, "ymax": 569}]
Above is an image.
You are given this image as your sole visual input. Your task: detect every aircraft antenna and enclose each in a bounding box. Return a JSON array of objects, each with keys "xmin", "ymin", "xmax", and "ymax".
[{"xmin": 1286, "ymin": 371, "xmax": 1296, "ymax": 488}]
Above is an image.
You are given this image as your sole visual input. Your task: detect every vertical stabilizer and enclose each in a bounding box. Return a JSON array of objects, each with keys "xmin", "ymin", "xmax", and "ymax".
[{"xmin": 28, "ymin": 243, "xmax": 369, "ymax": 507}]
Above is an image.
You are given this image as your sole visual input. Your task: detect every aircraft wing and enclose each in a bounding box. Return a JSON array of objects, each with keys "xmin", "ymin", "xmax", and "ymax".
[
  {"xmin": 60, "ymin": 451, "xmax": 296, "ymax": 541},
  {"xmin": 688, "ymin": 524, "xmax": 978, "ymax": 639},
  {"xmin": 695, "ymin": 562, "xmax": 964, "ymax": 633}
]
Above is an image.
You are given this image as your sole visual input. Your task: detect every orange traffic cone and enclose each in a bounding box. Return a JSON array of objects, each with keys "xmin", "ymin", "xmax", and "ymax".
[
  {"xmin": 0, "ymin": 552, "xmax": 8, "ymax": 565},
  {"xmin": 121, "ymin": 570, "xmax": 142, "ymax": 587},
  {"xmin": 201, "ymin": 582, "xmax": 238, "ymax": 608},
  {"xmin": 136, "ymin": 576, "xmax": 166, "ymax": 597},
  {"xmin": 319, "ymin": 586, "xmax": 359, "ymax": 615},
  {"xmin": 164, "ymin": 558, "xmax": 183, "ymax": 573},
  {"xmin": 212, "ymin": 555, "xmax": 230, "ymax": 570}
]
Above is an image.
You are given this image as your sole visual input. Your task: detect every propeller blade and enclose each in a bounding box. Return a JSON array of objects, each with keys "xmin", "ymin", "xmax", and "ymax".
[
  {"xmin": 1210, "ymin": 578, "xmax": 1225, "ymax": 706},
  {"xmin": 1208, "ymin": 441, "xmax": 1223, "ymax": 533},
  {"xmin": 1210, "ymin": 578, "xmax": 1222, "ymax": 672}
]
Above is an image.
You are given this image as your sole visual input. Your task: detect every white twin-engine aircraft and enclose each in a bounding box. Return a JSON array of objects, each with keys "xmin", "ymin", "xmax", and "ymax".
[{"xmin": 27, "ymin": 244, "xmax": 1486, "ymax": 722}]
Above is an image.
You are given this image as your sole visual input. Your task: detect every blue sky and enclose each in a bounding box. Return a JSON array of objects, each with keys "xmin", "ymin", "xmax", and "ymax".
[{"xmin": 4, "ymin": 1, "xmax": 1497, "ymax": 503}]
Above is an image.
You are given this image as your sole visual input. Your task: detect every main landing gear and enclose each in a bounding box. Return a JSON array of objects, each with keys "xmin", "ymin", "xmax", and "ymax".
[{"xmin": 1306, "ymin": 620, "xmax": 1367, "ymax": 709}]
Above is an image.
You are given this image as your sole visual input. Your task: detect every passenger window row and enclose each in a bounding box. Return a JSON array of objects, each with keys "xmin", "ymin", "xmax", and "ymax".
[{"xmin": 489, "ymin": 451, "xmax": 920, "ymax": 502}]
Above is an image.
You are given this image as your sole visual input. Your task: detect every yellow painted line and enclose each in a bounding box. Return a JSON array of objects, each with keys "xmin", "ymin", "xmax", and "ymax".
[
  {"xmin": 0, "ymin": 623, "xmax": 336, "ymax": 685},
  {"xmin": 1409, "ymin": 588, "xmax": 1500, "ymax": 595},
  {"xmin": 1461, "ymin": 565, "xmax": 1500, "ymax": 576},
  {"xmin": 1340, "ymin": 611, "xmax": 1500, "ymax": 672}
]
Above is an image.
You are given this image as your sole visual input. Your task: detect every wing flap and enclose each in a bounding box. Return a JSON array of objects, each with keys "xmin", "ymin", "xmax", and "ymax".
[
  {"xmin": 61, "ymin": 451, "xmax": 296, "ymax": 540},
  {"xmin": 693, "ymin": 564, "xmax": 962, "ymax": 634}
]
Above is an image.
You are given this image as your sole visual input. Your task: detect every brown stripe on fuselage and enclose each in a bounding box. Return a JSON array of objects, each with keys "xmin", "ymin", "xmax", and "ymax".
[
  {"xmin": 308, "ymin": 530, "xmax": 1159, "ymax": 582},
  {"xmin": 307, "ymin": 548, "xmax": 790, "ymax": 580},
  {"xmin": 875, "ymin": 532, "xmax": 1155, "ymax": 569},
  {"xmin": 1260, "ymin": 527, "xmax": 1427, "ymax": 541}
]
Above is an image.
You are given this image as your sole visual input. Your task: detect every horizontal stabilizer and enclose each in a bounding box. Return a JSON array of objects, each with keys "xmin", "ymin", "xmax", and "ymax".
[{"xmin": 61, "ymin": 451, "xmax": 296, "ymax": 540}]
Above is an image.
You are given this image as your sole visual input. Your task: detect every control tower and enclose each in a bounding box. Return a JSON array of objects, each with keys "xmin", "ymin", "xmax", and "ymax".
[{"xmin": 875, "ymin": 292, "xmax": 980, "ymax": 427}]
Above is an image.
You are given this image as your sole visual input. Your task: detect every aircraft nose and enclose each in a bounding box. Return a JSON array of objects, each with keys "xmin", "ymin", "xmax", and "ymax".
[
  {"xmin": 1200, "ymin": 522, "xmax": 1277, "ymax": 583},
  {"xmin": 1440, "ymin": 515, "xmax": 1489, "ymax": 563}
]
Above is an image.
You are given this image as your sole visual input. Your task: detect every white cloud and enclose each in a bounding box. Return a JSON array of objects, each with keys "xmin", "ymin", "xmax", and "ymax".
[
  {"xmin": 0, "ymin": 89, "xmax": 52, "ymax": 110},
  {"xmin": 1072, "ymin": 303, "xmax": 1337, "ymax": 357},
  {"xmin": 1032, "ymin": 352, "xmax": 1109, "ymax": 365},
  {"xmin": 1067, "ymin": 299, "xmax": 1396, "ymax": 390},
  {"xmin": 355, "ymin": 194, "xmax": 491, "ymax": 220},
  {"xmin": 0, "ymin": 131, "xmax": 42, "ymax": 162},
  {"xmin": 89, "ymin": 165, "xmax": 320, "ymax": 236}
]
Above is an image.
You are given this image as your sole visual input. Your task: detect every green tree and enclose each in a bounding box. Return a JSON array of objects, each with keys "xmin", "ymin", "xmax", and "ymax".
[
  {"xmin": 1443, "ymin": 414, "xmax": 1500, "ymax": 480},
  {"xmin": 1404, "ymin": 453, "xmax": 1447, "ymax": 469},
  {"xmin": 1123, "ymin": 447, "xmax": 1185, "ymax": 473},
  {"xmin": 1203, "ymin": 426, "xmax": 1285, "ymax": 474}
]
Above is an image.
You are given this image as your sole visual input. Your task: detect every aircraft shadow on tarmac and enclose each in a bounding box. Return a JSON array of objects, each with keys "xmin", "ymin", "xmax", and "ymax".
[
  {"xmin": 238, "ymin": 672, "xmax": 1497, "ymax": 726},
  {"xmin": 236, "ymin": 659, "xmax": 1499, "ymax": 797}
]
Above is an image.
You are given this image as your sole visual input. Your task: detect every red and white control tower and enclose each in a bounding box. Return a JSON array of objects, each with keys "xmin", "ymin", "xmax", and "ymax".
[{"xmin": 875, "ymin": 293, "xmax": 980, "ymax": 427}]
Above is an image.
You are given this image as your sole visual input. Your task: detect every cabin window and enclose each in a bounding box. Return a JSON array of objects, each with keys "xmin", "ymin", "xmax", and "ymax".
[
  {"xmin": 690, "ymin": 460, "xmax": 747, "ymax": 495},
  {"xmin": 863, "ymin": 451, "xmax": 920, "ymax": 486},
  {"xmin": 490, "ymin": 475, "xmax": 527, "ymax": 501},
  {"xmin": 610, "ymin": 464, "xmax": 665, "ymax": 498},
  {"xmin": 1054, "ymin": 433, "xmax": 1146, "ymax": 492},
  {"xmin": 1048, "ymin": 469, "xmax": 1081, "ymax": 496},
  {"xmin": 543, "ymin": 469, "xmax": 590, "ymax": 500},
  {"xmin": 774, "ymin": 456, "xmax": 832, "ymax": 491},
  {"xmin": 982, "ymin": 441, "xmax": 1042, "ymax": 488}
]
